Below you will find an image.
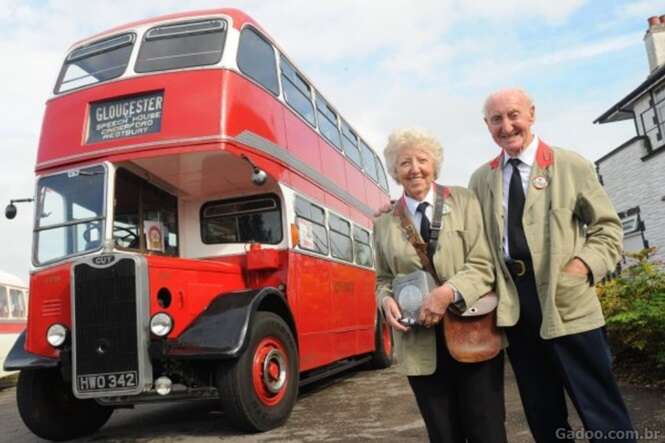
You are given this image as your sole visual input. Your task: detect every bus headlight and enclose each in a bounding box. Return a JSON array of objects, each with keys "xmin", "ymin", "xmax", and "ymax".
[
  {"xmin": 46, "ymin": 324, "xmax": 68, "ymax": 348},
  {"xmin": 150, "ymin": 313, "xmax": 173, "ymax": 337}
]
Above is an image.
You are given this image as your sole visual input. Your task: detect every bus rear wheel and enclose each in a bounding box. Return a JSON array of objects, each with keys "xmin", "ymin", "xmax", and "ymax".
[
  {"xmin": 16, "ymin": 368, "xmax": 113, "ymax": 441},
  {"xmin": 217, "ymin": 312, "xmax": 298, "ymax": 432},
  {"xmin": 369, "ymin": 312, "xmax": 393, "ymax": 369}
]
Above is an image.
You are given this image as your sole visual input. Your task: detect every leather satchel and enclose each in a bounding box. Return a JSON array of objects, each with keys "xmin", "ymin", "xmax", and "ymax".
[
  {"xmin": 395, "ymin": 185, "xmax": 501, "ymax": 363},
  {"xmin": 445, "ymin": 293, "xmax": 501, "ymax": 363}
]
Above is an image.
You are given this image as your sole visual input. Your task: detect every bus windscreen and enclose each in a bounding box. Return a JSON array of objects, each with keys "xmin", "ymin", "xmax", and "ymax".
[
  {"xmin": 55, "ymin": 33, "xmax": 135, "ymax": 94},
  {"xmin": 34, "ymin": 165, "xmax": 106, "ymax": 265},
  {"xmin": 135, "ymin": 19, "xmax": 226, "ymax": 73}
]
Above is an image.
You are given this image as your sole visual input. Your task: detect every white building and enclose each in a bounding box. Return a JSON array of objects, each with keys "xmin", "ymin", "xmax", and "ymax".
[{"xmin": 595, "ymin": 15, "xmax": 665, "ymax": 256}]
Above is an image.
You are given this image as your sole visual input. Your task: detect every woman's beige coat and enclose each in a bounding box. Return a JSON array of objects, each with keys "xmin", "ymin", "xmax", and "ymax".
[{"xmin": 373, "ymin": 186, "xmax": 495, "ymax": 376}]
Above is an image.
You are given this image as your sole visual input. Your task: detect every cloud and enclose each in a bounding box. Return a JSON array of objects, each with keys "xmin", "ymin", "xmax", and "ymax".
[
  {"xmin": 455, "ymin": 0, "xmax": 586, "ymax": 24},
  {"xmin": 534, "ymin": 32, "xmax": 641, "ymax": 65},
  {"xmin": 457, "ymin": 31, "xmax": 641, "ymax": 89},
  {"xmin": 616, "ymin": 0, "xmax": 665, "ymax": 18}
]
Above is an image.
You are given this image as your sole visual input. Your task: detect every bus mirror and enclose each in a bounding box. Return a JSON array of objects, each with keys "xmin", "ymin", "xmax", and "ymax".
[
  {"xmin": 5, "ymin": 198, "xmax": 34, "ymax": 220},
  {"xmin": 241, "ymin": 154, "xmax": 267, "ymax": 186},
  {"xmin": 251, "ymin": 168, "xmax": 267, "ymax": 186},
  {"xmin": 5, "ymin": 203, "xmax": 17, "ymax": 219}
]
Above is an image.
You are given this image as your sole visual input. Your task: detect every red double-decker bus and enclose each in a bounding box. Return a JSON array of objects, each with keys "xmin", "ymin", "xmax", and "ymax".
[{"xmin": 4, "ymin": 8, "xmax": 392, "ymax": 441}]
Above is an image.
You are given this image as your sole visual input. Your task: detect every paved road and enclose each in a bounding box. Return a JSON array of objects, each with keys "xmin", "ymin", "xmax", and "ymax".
[{"xmin": 0, "ymin": 362, "xmax": 663, "ymax": 442}]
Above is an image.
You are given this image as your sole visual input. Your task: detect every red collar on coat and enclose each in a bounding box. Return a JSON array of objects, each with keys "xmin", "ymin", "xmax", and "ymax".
[{"xmin": 489, "ymin": 139, "xmax": 553, "ymax": 170}]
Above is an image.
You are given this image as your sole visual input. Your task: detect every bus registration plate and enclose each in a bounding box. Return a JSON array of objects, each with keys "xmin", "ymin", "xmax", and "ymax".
[{"xmin": 77, "ymin": 371, "xmax": 138, "ymax": 392}]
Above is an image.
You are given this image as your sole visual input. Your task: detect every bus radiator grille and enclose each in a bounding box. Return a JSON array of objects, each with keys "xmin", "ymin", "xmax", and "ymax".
[{"xmin": 73, "ymin": 259, "xmax": 139, "ymax": 380}]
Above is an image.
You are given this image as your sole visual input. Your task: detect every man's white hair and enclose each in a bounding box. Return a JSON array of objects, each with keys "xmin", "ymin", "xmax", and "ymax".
[{"xmin": 483, "ymin": 88, "xmax": 534, "ymax": 117}]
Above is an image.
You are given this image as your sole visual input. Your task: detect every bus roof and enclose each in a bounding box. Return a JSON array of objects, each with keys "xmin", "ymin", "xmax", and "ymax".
[
  {"xmin": 69, "ymin": 8, "xmax": 262, "ymax": 51},
  {"xmin": 0, "ymin": 270, "xmax": 26, "ymax": 289}
]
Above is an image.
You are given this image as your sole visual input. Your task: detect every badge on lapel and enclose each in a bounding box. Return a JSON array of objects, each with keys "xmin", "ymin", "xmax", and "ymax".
[
  {"xmin": 532, "ymin": 176, "xmax": 548, "ymax": 190},
  {"xmin": 442, "ymin": 204, "xmax": 451, "ymax": 215}
]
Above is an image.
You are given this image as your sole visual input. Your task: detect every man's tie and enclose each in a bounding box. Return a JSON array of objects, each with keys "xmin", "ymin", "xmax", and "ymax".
[
  {"xmin": 416, "ymin": 202, "xmax": 434, "ymax": 259},
  {"xmin": 507, "ymin": 159, "xmax": 530, "ymax": 260}
]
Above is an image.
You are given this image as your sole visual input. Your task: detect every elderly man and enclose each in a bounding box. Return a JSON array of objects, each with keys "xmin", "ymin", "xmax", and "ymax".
[{"xmin": 468, "ymin": 88, "xmax": 635, "ymax": 442}]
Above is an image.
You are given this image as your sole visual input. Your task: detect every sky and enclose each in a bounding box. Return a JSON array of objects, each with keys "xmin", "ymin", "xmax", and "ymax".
[{"xmin": 0, "ymin": 0, "xmax": 662, "ymax": 282}]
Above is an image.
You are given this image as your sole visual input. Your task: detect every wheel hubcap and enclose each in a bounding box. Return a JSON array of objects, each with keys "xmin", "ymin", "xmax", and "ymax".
[
  {"xmin": 262, "ymin": 349, "xmax": 287, "ymax": 394},
  {"xmin": 253, "ymin": 337, "xmax": 289, "ymax": 406}
]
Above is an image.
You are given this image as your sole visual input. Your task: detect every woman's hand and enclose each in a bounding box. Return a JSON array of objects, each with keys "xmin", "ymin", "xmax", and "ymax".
[
  {"xmin": 419, "ymin": 284, "xmax": 454, "ymax": 327},
  {"xmin": 382, "ymin": 297, "xmax": 410, "ymax": 333}
]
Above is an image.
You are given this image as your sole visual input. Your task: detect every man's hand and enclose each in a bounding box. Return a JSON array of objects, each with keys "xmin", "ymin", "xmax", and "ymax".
[
  {"xmin": 419, "ymin": 284, "xmax": 454, "ymax": 327},
  {"xmin": 562, "ymin": 257, "xmax": 590, "ymax": 277},
  {"xmin": 381, "ymin": 297, "xmax": 410, "ymax": 332}
]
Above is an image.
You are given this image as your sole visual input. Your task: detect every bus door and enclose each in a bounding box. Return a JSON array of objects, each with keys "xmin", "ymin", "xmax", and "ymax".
[
  {"xmin": 291, "ymin": 196, "xmax": 335, "ymax": 369},
  {"xmin": 327, "ymin": 213, "xmax": 357, "ymax": 358}
]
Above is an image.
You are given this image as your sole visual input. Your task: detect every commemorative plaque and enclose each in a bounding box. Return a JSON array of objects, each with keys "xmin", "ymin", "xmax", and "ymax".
[
  {"xmin": 392, "ymin": 270, "xmax": 436, "ymax": 326},
  {"xmin": 88, "ymin": 91, "xmax": 164, "ymax": 143}
]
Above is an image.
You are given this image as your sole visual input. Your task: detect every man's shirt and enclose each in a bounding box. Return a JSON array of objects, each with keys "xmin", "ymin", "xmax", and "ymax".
[{"xmin": 502, "ymin": 135, "xmax": 538, "ymax": 259}]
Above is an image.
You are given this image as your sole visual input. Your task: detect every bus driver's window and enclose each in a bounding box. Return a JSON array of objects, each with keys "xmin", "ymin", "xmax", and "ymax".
[{"xmin": 113, "ymin": 168, "xmax": 178, "ymax": 255}]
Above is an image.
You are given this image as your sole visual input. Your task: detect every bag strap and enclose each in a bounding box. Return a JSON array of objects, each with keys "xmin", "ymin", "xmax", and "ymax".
[
  {"xmin": 394, "ymin": 185, "xmax": 448, "ymax": 286},
  {"xmin": 428, "ymin": 183, "xmax": 445, "ymax": 264}
]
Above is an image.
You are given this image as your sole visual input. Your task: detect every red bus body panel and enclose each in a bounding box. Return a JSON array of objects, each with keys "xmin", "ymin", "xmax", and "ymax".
[
  {"xmin": 36, "ymin": 70, "xmax": 383, "ymax": 230},
  {"xmin": 26, "ymin": 7, "xmax": 388, "ymax": 381}
]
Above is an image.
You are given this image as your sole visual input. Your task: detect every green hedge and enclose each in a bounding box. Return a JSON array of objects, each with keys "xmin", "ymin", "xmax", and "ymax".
[{"xmin": 597, "ymin": 248, "xmax": 665, "ymax": 368}]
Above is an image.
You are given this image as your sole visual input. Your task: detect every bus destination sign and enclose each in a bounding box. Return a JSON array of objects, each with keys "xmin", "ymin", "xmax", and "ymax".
[{"xmin": 88, "ymin": 91, "xmax": 164, "ymax": 143}]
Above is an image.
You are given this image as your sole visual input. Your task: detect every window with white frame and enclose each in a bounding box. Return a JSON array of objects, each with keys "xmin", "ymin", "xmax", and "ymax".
[{"xmin": 640, "ymin": 83, "xmax": 665, "ymax": 151}]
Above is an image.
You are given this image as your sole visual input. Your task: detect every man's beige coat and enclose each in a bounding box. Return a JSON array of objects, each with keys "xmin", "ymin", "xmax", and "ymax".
[
  {"xmin": 468, "ymin": 141, "xmax": 623, "ymax": 339},
  {"xmin": 374, "ymin": 186, "xmax": 494, "ymax": 376}
]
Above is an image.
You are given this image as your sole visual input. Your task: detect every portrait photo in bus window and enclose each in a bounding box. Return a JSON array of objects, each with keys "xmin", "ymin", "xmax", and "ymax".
[
  {"xmin": 55, "ymin": 33, "xmax": 135, "ymax": 94},
  {"xmin": 0, "ymin": 286, "xmax": 8, "ymax": 318},
  {"xmin": 136, "ymin": 19, "xmax": 226, "ymax": 73},
  {"xmin": 280, "ymin": 56, "xmax": 316, "ymax": 126},
  {"xmin": 201, "ymin": 194, "xmax": 282, "ymax": 245},
  {"xmin": 9, "ymin": 289, "xmax": 26, "ymax": 319},
  {"xmin": 353, "ymin": 226, "xmax": 373, "ymax": 267},
  {"xmin": 294, "ymin": 197, "xmax": 329, "ymax": 255},
  {"xmin": 329, "ymin": 214, "xmax": 352, "ymax": 262},
  {"xmin": 316, "ymin": 95, "xmax": 342, "ymax": 150},
  {"xmin": 237, "ymin": 27, "xmax": 279, "ymax": 95},
  {"xmin": 113, "ymin": 168, "xmax": 178, "ymax": 255}
]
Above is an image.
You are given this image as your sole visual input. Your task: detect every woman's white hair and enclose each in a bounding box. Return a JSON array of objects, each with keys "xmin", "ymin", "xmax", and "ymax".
[{"xmin": 383, "ymin": 128, "xmax": 443, "ymax": 182}]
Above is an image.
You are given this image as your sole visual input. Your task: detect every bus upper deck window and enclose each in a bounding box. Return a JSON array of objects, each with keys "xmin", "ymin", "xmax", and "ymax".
[
  {"xmin": 55, "ymin": 33, "xmax": 135, "ymax": 94},
  {"xmin": 136, "ymin": 19, "xmax": 226, "ymax": 73},
  {"xmin": 237, "ymin": 27, "xmax": 279, "ymax": 95}
]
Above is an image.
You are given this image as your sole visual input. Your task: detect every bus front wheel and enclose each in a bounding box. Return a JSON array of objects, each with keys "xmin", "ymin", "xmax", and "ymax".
[
  {"xmin": 369, "ymin": 312, "xmax": 393, "ymax": 369},
  {"xmin": 217, "ymin": 311, "xmax": 299, "ymax": 432},
  {"xmin": 16, "ymin": 368, "xmax": 113, "ymax": 441}
]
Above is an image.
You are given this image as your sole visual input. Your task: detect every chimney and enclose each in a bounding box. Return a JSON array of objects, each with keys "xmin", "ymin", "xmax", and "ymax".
[{"xmin": 645, "ymin": 16, "xmax": 665, "ymax": 74}]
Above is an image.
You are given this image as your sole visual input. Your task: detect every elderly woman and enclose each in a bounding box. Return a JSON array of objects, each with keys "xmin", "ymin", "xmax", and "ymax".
[{"xmin": 374, "ymin": 129, "xmax": 506, "ymax": 443}]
